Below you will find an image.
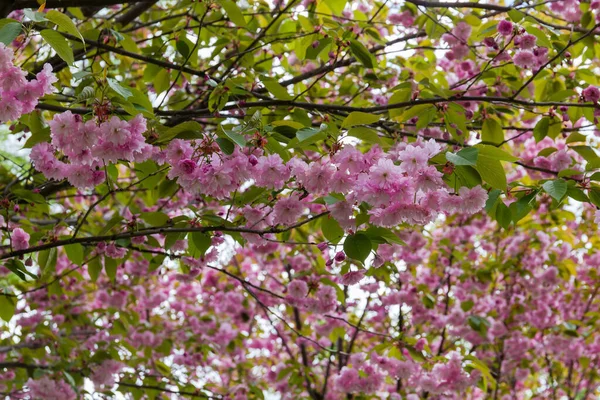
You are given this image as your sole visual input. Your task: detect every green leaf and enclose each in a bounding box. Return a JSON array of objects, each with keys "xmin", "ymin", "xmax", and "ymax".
[
  {"xmin": 23, "ymin": 10, "xmax": 47, "ymax": 22},
  {"xmin": 76, "ymin": 86, "xmax": 95, "ymax": 103},
  {"xmin": 88, "ymin": 257, "xmax": 102, "ymax": 282},
  {"xmin": 39, "ymin": 29, "xmax": 74, "ymax": 65},
  {"xmin": 104, "ymin": 257, "xmax": 117, "ymax": 281},
  {"xmin": 189, "ymin": 232, "xmax": 211, "ymax": 256},
  {"xmin": 24, "ymin": 128, "xmax": 51, "ymax": 148},
  {"xmin": 11, "ymin": 188, "xmax": 46, "ymax": 204},
  {"xmin": 217, "ymin": 137, "xmax": 235, "ymax": 155},
  {"xmin": 45, "ymin": 10, "xmax": 85, "ymax": 45},
  {"xmin": 64, "ymin": 244, "xmax": 84, "ymax": 266},
  {"xmin": 446, "ymin": 147, "xmax": 479, "ymax": 166},
  {"xmin": 295, "ymin": 127, "xmax": 323, "ymax": 143},
  {"xmin": 343, "ymin": 233, "xmax": 372, "ymax": 263},
  {"xmin": 388, "ymin": 88, "xmax": 412, "ymax": 117},
  {"xmin": 349, "ymin": 39, "xmax": 376, "ymax": 69},
  {"xmin": 542, "ymin": 179, "xmax": 568, "ymax": 201},
  {"xmin": 347, "ymin": 127, "xmax": 382, "ymax": 144},
  {"xmin": 482, "ymin": 118, "xmax": 503, "ymax": 145},
  {"xmin": 567, "ymin": 187, "xmax": 588, "ymax": 202},
  {"xmin": 533, "ymin": 117, "xmax": 549, "ymax": 142},
  {"xmin": 566, "ymin": 132, "xmax": 587, "ymax": 144},
  {"xmin": 219, "ymin": 0, "xmax": 247, "ymax": 27},
  {"xmin": 589, "ymin": 186, "xmax": 600, "ymax": 208},
  {"xmin": 153, "ymin": 68, "xmax": 170, "ymax": 95},
  {"xmin": 262, "ymin": 78, "xmax": 292, "ymax": 100},
  {"xmin": 571, "ymin": 146, "xmax": 600, "ymax": 163},
  {"xmin": 342, "ymin": 112, "xmax": 380, "ymax": 128},
  {"xmin": 176, "ymin": 40, "xmax": 190, "ymax": 58},
  {"xmin": 5, "ymin": 259, "xmax": 31, "ymax": 281},
  {"xmin": 306, "ymin": 37, "xmax": 332, "ymax": 60},
  {"xmin": 508, "ymin": 9, "xmax": 525, "ymax": 22},
  {"xmin": 321, "ymin": 217, "xmax": 344, "ymax": 244},
  {"xmin": 476, "ymin": 155, "xmax": 506, "ymax": 190},
  {"xmin": 495, "ymin": 201, "xmax": 512, "ymax": 229},
  {"xmin": 0, "ymin": 293, "xmax": 16, "ymax": 322},
  {"xmin": 474, "ymin": 144, "xmax": 518, "ymax": 162},
  {"xmin": 485, "ymin": 188, "xmax": 502, "ymax": 214},
  {"xmin": 454, "ymin": 165, "xmax": 482, "ymax": 188},
  {"xmin": 107, "ymin": 78, "xmax": 133, "ymax": 100},
  {"xmin": 468, "ymin": 315, "xmax": 490, "ymax": 337},
  {"xmin": 461, "ymin": 300, "xmax": 475, "ymax": 312},
  {"xmin": 38, "ymin": 248, "xmax": 58, "ymax": 279},
  {"xmin": 0, "ymin": 22, "xmax": 21, "ymax": 45},
  {"xmin": 324, "ymin": 0, "xmax": 348, "ymax": 14},
  {"xmin": 363, "ymin": 227, "xmax": 406, "ymax": 245},
  {"xmin": 140, "ymin": 211, "xmax": 170, "ymax": 226},
  {"xmin": 157, "ymin": 121, "xmax": 203, "ymax": 143},
  {"xmin": 510, "ymin": 193, "xmax": 535, "ymax": 223},
  {"xmin": 223, "ymin": 129, "xmax": 247, "ymax": 147}
]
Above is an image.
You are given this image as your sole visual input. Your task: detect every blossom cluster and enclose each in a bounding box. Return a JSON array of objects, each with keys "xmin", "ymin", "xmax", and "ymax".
[
  {"xmin": 30, "ymin": 112, "xmax": 152, "ymax": 189},
  {"xmin": 164, "ymin": 138, "xmax": 488, "ymax": 230},
  {"xmin": 0, "ymin": 43, "xmax": 56, "ymax": 122},
  {"xmin": 25, "ymin": 376, "xmax": 76, "ymax": 400}
]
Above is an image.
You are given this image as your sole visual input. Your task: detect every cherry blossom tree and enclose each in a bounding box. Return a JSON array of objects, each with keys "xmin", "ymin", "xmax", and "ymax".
[{"xmin": 1, "ymin": 0, "xmax": 600, "ymax": 398}]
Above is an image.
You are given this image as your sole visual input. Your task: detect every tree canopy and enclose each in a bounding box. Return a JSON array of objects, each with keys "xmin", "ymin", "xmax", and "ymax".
[{"xmin": 1, "ymin": 0, "xmax": 600, "ymax": 398}]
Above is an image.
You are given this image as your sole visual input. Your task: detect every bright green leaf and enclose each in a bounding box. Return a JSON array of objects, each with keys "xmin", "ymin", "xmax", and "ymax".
[
  {"xmin": 446, "ymin": 147, "xmax": 479, "ymax": 166},
  {"xmin": 45, "ymin": 10, "xmax": 85, "ymax": 45},
  {"xmin": 342, "ymin": 112, "xmax": 380, "ymax": 128},
  {"xmin": 542, "ymin": 179, "xmax": 568, "ymax": 201},
  {"xmin": 348, "ymin": 39, "xmax": 376, "ymax": 68},
  {"xmin": 482, "ymin": 118, "xmax": 503, "ymax": 145},
  {"xmin": 343, "ymin": 233, "xmax": 372, "ymax": 263},
  {"xmin": 107, "ymin": 78, "xmax": 133, "ymax": 100},
  {"xmin": 0, "ymin": 294, "xmax": 16, "ymax": 322},
  {"xmin": 0, "ymin": 22, "xmax": 21, "ymax": 45},
  {"xmin": 65, "ymin": 244, "xmax": 84, "ymax": 266},
  {"xmin": 219, "ymin": 0, "xmax": 247, "ymax": 27},
  {"xmin": 40, "ymin": 29, "xmax": 74, "ymax": 65},
  {"xmin": 321, "ymin": 217, "xmax": 344, "ymax": 244}
]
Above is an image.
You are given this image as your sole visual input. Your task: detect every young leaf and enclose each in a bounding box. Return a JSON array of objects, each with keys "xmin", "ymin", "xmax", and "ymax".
[
  {"xmin": 474, "ymin": 144, "xmax": 518, "ymax": 162},
  {"xmin": 45, "ymin": 10, "xmax": 85, "ymax": 45},
  {"xmin": 219, "ymin": 0, "xmax": 247, "ymax": 27},
  {"xmin": 262, "ymin": 78, "xmax": 292, "ymax": 100},
  {"xmin": 217, "ymin": 137, "xmax": 235, "ymax": 155},
  {"xmin": 482, "ymin": 118, "xmax": 503, "ymax": 145},
  {"xmin": 190, "ymin": 232, "xmax": 211, "ymax": 256},
  {"xmin": 321, "ymin": 217, "xmax": 344, "ymax": 244},
  {"xmin": 0, "ymin": 22, "xmax": 21, "ymax": 45},
  {"xmin": 0, "ymin": 294, "xmax": 16, "ymax": 322},
  {"xmin": 342, "ymin": 112, "xmax": 380, "ymax": 128},
  {"xmin": 140, "ymin": 211, "xmax": 169, "ymax": 226},
  {"xmin": 475, "ymin": 155, "xmax": 507, "ymax": 190},
  {"xmin": 104, "ymin": 257, "xmax": 117, "ymax": 281},
  {"xmin": 88, "ymin": 257, "xmax": 103, "ymax": 282},
  {"xmin": 542, "ymin": 179, "xmax": 567, "ymax": 201},
  {"xmin": 343, "ymin": 233, "xmax": 372, "ymax": 263},
  {"xmin": 40, "ymin": 29, "xmax": 74, "ymax": 65},
  {"xmin": 65, "ymin": 243, "xmax": 84, "ymax": 266},
  {"xmin": 446, "ymin": 147, "xmax": 479, "ymax": 166},
  {"xmin": 107, "ymin": 78, "xmax": 133, "ymax": 100},
  {"xmin": 349, "ymin": 40, "xmax": 376, "ymax": 68},
  {"xmin": 533, "ymin": 117, "xmax": 549, "ymax": 142}
]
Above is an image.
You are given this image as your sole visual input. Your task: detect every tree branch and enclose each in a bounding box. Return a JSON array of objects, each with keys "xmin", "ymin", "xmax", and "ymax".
[{"xmin": 0, "ymin": 212, "xmax": 330, "ymax": 260}]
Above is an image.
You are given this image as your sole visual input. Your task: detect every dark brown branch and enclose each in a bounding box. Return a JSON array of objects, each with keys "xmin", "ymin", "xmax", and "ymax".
[
  {"xmin": 114, "ymin": 0, "xmax": 158, "ymax": 26},
  {"xmin": 11, "ymin": 0, "xmax": 153, "ymax": 9},
  {"xmin": 117, "ymin": 382, "xmax": 220, "ymax": 399},
  {"xmin": 0, "ymin": 212, "xmax": 329, "ymax": 260},
  {"xmin": 406, "ymin": 0, "xmax": 511, "ymax": 11}
]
